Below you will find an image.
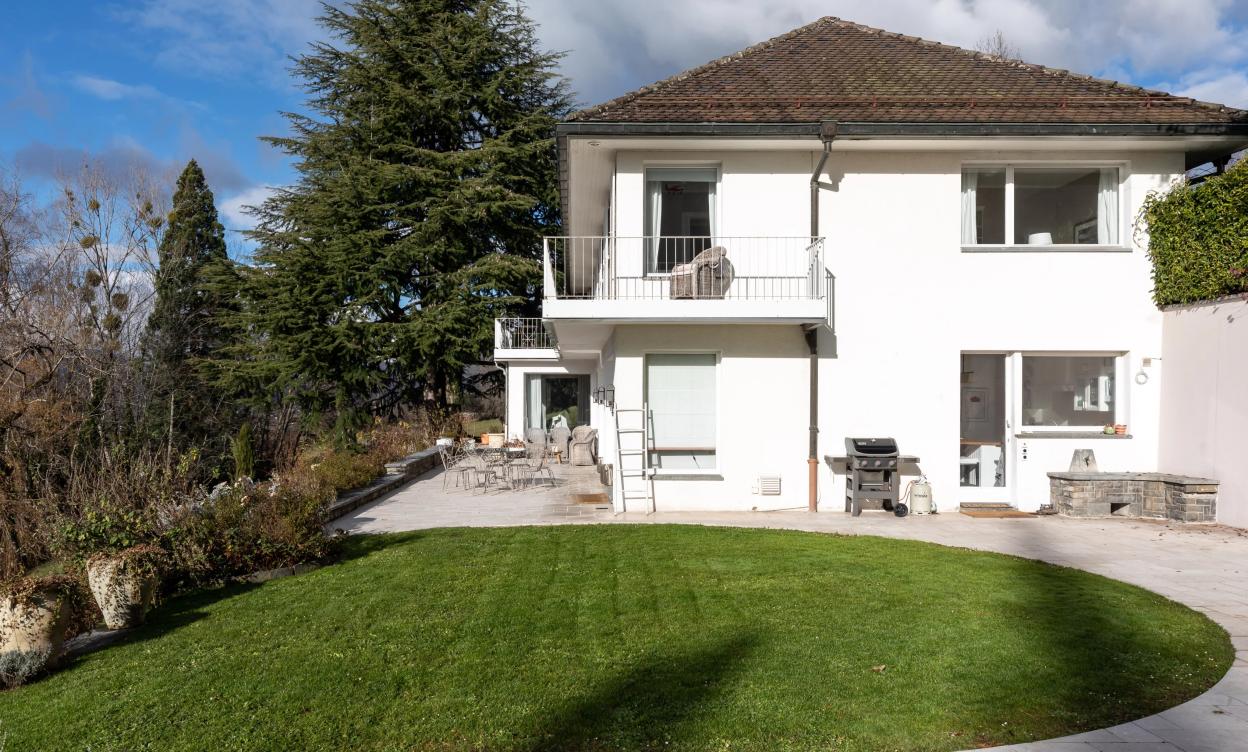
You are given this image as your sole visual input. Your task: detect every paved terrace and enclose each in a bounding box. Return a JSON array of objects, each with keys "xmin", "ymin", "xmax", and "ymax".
[{"xmin": 332, "ymin": 466, "xmax": 1248, "ymax": 752}]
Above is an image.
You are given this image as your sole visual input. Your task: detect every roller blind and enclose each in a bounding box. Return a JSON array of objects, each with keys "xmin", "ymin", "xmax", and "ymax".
[{"xmin": 646, "ymin": 354, "xmax": 716, "ymax": 449}]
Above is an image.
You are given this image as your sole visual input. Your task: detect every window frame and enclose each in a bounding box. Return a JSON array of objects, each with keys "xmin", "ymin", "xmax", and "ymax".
[
  {"xmin": 1017, "ymin": 351, "xmax": 1127, "ymax": 433},
  {"xmin": 961, "ymin": 161, "xmax": 1130, "ymax": 253},
  {"xmin": 642, "ymin": 163, "xmax": 722, "ymax": 276},
  {"xmin": 642, "ymin": 350, "xmax": 721, "ymax": 475}
]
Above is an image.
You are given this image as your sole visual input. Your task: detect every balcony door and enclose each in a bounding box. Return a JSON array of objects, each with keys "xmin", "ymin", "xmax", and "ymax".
[
  {"xmin": 959, "ymin": 353, "xmax": 1014, "ymax": 503},
  {"xmin": 644, "ymin": 167, "xmax": 718, "ymax": 273}
]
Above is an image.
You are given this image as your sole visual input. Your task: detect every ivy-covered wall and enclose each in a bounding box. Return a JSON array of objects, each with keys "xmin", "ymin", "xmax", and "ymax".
[{"xmin": 1139, "ymin": 160, "xmax": 1248, "ymax": 306}]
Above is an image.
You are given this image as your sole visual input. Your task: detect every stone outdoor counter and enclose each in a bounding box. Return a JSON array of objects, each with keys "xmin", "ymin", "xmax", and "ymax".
[{"xmin": 1048, "ymin": 471, "xmax": 1218, "ymax": 523}]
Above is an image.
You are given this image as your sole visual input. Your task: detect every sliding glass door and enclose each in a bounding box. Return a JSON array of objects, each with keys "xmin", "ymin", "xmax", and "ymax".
[{"xmin": 525, "ymin": 375, "xmax": 590, "ymax": 430}]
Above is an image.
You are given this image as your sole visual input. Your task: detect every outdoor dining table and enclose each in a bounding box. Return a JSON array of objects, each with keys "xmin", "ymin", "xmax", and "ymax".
[{"xmin": 480, "ymin": 445, "xmax": 528, "ymax": 487}]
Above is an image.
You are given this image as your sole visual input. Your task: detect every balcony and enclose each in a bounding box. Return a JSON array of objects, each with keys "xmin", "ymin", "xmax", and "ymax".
[
  {"xmin": 542, "ymin": 236, "xmax": 832, "ymax": 323},
  {"xmin": 493, "ymin": 317, "xmax": 558, "ymax": 360}
]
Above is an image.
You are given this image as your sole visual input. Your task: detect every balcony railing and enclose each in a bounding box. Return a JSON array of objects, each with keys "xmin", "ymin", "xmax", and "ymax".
[
  {"xmin": 494, "ymin": 317, "xmax": 556, "ymax": 351},
  {"xmin": 543, "ymin": 236, "xmax": 827, "ymax": 301}
]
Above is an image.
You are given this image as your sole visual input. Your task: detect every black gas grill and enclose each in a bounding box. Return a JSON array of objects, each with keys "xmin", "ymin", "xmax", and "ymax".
[{"xmin": 844, "ymin": 438, "xmax": 900, "ymax": 516}]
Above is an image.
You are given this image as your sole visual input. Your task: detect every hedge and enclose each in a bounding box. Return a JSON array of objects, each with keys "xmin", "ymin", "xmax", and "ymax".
[{"xmin": 1139, "ymin": 159, "xmax": 1248, "ymax": 306}]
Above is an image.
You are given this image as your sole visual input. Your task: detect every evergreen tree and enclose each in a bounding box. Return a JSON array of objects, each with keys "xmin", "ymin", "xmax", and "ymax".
[
  {"xmin": 144, "ymin": 160, "xmax": 234, "ymax": 459},
  {"xmin": 241, "ymin": 0, "xmax": 570, "ymax": 437}
]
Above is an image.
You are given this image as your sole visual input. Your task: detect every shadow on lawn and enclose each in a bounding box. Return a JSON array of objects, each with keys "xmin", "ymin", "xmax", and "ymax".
[
  {"xmin": 62, "ymin": 580, "xmax": 263, "ymax": 668},
  {"xmin": 956, "ymin": 520, "xmax": 1226, "ymax": 746},
  {"xmin": 524, "ymin": 633, "xmax": 759, "ymax": 751}
]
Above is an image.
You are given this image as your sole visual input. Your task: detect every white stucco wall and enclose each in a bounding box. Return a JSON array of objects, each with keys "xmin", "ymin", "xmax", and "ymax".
[
  {"xmin": 816, "ymin": 149, "xmax": 1174, "ymax": 511},
  {"xmin": 609, "ymin": 324, "xmax": 812, "ymax": 511},
  {"xmin": 519, "ymin": 144, "xmax": 1187, "ymax": 513},
  {"xmin": 1159, "ymin": 295, "xmax": 1248, "ymax": 528}
]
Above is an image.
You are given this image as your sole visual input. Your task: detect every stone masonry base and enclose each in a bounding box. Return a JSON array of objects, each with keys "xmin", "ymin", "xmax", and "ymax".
[{"xmin": 1048, "ymin": 471, "xmax": 1217, "ymax": 523}]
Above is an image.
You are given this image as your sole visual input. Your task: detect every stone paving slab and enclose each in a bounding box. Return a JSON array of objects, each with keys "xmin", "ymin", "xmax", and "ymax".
[{"xmin": 333, "ymin": 467, "xmax": 1248, "ymax": 752}]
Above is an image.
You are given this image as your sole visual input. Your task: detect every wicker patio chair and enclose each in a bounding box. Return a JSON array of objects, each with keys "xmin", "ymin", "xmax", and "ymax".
[
  {"xmin": 570, "ymin": 426, "xmax": 598, "ymax": 466},
  {"xmin": 548, "ymin": 425, "xmax": 572, "ymax": 463}
]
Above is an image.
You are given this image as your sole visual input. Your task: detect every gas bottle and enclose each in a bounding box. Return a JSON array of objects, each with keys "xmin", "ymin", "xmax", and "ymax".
[{"xmin": 910, "ymin": 478, "xmax": 934, "ymax": 514}]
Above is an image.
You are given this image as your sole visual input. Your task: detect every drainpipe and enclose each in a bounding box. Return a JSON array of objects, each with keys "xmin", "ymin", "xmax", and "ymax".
[{"xmin": 806, "ymin": 122, "xmax": 837, "ymax": 512}]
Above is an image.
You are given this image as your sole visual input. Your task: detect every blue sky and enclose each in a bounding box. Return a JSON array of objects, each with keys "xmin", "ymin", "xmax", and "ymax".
[{"xmin": 3, "ymin": 0, "xmax": 1247, "ymax": 250}]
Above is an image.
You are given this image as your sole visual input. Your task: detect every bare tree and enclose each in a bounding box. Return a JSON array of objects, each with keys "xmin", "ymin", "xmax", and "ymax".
[{"xmin": 976, "ymin": 30, "xmax": 1021, "ymax": 61}]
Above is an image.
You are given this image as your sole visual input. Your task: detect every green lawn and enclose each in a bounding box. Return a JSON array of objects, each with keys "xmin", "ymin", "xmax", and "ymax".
[
  {"xmin": 464, "ymin": 418, "xmax": 504, "ymax": 436},
  {"xmin": 0, "ymin": 526, "xmax": 1232, "ymax": 751}
]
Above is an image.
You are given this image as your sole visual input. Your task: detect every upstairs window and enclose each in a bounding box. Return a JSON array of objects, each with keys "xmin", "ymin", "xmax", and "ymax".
[
  {"xmin": 962, "ymin": 166, "xmax": 1120, "ymax": 247},
  {"xmin": 645, "ymin": 167, "xmax": 717, "ymax": 272}
]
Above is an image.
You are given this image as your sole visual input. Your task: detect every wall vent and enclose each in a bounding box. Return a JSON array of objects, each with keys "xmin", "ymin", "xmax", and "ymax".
[{"xmin": 757, "ymin": 475, "xmax": 782, "ymax": 496}]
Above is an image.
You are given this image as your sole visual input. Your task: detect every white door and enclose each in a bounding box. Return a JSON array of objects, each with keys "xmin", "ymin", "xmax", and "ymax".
[{"xmin": 958, "ymin": 353, "xmax": 1015, "ymax": 504}]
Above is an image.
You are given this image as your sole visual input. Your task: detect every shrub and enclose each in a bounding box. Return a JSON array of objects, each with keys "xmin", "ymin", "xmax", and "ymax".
[
  {"xmin": 0, "ymin": 647, "xmax": 52, "ymax": 690},
  {"xmin": 160, "ymin": 477, "xmax": 333, "ymax": 590},
  {"xmin": 1139, "ymin": 160, "xmax": 1248, "ymax": 306}
]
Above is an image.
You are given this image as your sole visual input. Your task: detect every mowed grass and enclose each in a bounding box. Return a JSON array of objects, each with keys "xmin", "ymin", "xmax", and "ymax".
[{"xmin": 0, "ymin": 526, "xmax": 1232, "ymax": 751}]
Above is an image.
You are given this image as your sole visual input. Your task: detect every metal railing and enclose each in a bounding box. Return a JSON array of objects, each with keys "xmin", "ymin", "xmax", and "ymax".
[
  {"xmin": 543, "ymin": 236, "xmax": 827, "ymax": 302},
  {"xmin": 494, "ymin": 318, "xmax": 557, "ymax": 350}
]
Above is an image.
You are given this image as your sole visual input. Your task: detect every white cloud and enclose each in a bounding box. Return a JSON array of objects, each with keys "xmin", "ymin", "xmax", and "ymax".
[
  {"xmin": 71, "ymin": 75, "xmax": 161, "ymax": 101},
  {"xmin": 121, "ymin": 0, "xmax": 330, "ymax": 87},
  {"xmin": 1171, "ymin": 69, "xmax": 1248, "ymax": 109},
  {"xmin": 219, "ymin": 185, "xmax": 276, "ymax": 232}
]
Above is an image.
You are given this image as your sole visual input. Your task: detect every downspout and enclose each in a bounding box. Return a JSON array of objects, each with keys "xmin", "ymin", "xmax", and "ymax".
[{"xmin": 806, "ymin": 122, "xmax": 837, "ymax": 512}]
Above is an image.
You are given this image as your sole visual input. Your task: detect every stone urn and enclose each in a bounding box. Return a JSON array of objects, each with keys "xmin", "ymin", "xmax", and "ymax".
[
  {"xmin": 0, "ymin": 579, "xmax": 72, "ymax": 668},
  {"xmin": 86, "ymin": 546, "xmax": 161, "ymax": 630}
]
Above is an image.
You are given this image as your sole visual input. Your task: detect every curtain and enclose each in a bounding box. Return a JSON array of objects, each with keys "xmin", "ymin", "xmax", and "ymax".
[
  {"xmin": 1097, "ymin": 168, "xmax": 1119, "ymax": 245},
  {"xmin": 960, "ymin": 170, "xmax": 978, "ymax": 244},
  {"xmin": 645, "ymin": 178, "xmax": 662, "ymax": 272},
  {"xmin": 526, "ymin": 376, "xmax": 543, "ymax": 430}
]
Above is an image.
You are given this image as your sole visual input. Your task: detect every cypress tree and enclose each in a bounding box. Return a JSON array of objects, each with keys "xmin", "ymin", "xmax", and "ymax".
[
  {"xmin": 144, "ymin": 160, "xmax": 234, "ymax": 459},
  {"xmin": 243, "ymin": 0, "xmax": 570, "ymax": 437}
]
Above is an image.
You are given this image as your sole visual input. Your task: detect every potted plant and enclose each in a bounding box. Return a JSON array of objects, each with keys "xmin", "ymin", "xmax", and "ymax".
[
  {"xmin": 0, "ymin": 575, "xmax": 76, "ymax": 686},
  {"xmin": 85, "ymin": 544, "xmax": 164, "ymax": 630}
]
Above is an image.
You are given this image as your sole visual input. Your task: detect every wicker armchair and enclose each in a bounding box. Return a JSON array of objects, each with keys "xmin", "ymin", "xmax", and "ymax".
[
  {"xmin": 548, "ymin": 426, "xmax": 572, "ymax": 462},
  {"xmin": 570, "ymin": 426, "xmax": 598, "ymax": 466},
  {"xmin": 670, "ymin": 246, "xmax": 734, "ymax": 299},
  {"xmin": 525, "ymin": 427, "xmax": 547, "ymax": 446}
]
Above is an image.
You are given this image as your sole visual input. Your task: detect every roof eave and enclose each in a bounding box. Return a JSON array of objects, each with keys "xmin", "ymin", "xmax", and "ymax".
[{"xmin": 556, "ymin": 121, "xmax": 1248, "ymax": 139}]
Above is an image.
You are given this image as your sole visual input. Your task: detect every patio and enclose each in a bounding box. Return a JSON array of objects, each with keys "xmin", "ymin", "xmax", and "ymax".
[
  {"xmin": 333, "ymin": 466, "xmax": 1248, "ymax": 752},
  {"xmin": 332, "ymin": 460, "xmax": 614, "ymax": 535}
]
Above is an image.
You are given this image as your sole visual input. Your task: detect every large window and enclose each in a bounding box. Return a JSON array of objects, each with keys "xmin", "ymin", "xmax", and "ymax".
[
  {"xmin": 644, "ymin": 167, "xmax": 717, "ymax": 273},
  {"xmin": 525, "ymin": 375, "xmax": 590, "ymax": 430},
  {"xmin": 962, "ymin": 165, "xmax": 1120, "ymax": 247},
  {"xmin": 1022, "ymin": 355, "xmax": 1117, "ymax": 427},
  {"xmin": 645, "ymin": 353, "xmax": 716, "ymax": 469}
]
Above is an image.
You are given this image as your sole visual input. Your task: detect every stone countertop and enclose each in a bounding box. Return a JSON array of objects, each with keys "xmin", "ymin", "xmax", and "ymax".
[{"xmin": 1047, "ymin": 471, "xmax": 1218, "ymax": 487}]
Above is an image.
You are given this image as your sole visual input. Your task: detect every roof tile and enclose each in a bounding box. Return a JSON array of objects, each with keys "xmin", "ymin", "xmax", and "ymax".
[{"xmin": 570, "ymin": 17, "xmax": 1248, "ymax": 125}]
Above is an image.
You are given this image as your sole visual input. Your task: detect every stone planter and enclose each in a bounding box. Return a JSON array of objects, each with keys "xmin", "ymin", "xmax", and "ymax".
[
  {"xmin": 87, "ymin": 552, "xmax": 159, "ymax": 630},
  {"xmin": 0, "ymin": 586, "xmax": 70, "ymax": 664}
]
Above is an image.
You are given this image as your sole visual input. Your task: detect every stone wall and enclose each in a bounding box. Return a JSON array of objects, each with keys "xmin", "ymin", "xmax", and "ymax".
[{"xmin": 1048, "ymin": 472, "xmax": 1217, "ymax": 523}]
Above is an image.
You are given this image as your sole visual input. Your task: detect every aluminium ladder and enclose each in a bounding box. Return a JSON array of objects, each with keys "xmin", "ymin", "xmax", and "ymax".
[{"xmin": 613, "ymin": 406, "xmax": 655, "ymax": 514}]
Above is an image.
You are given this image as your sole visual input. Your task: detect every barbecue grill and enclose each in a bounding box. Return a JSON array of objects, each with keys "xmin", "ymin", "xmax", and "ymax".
[{"xmin": 835, "ymin": 438, "xmax": 923, "ymax": 517}]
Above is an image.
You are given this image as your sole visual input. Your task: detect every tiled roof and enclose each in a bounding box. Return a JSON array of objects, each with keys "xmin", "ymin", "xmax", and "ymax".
[{"xmin": 570, "ymin": 17, "xmax": 1248, "ymax": 125}]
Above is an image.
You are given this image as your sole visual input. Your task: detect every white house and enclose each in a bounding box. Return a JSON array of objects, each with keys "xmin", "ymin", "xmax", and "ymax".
[{"xmin": 494, "ymin": 17, "xmax": 1248, "ymax": 514}]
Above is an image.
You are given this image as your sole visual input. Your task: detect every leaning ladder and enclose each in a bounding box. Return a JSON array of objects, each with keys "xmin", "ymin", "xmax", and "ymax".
[{"xmin": 613, "ymin": 406, "xmax": 655, "ymax": 514}]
